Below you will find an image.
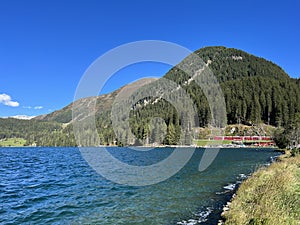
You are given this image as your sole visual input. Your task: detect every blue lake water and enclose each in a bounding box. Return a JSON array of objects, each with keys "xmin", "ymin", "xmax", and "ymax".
[{"xmin": 0, "ymin": 147, "xmax": 280, "ymax": 225}]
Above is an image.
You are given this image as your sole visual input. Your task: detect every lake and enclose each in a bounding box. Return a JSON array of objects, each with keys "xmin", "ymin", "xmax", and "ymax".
[{"xmin": 0, "ymin": 147, "xmax": 280, "ymax": 225}]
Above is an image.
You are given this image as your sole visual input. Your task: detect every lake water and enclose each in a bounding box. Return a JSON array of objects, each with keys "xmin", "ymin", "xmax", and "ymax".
[{"xmin": 0, "ymin": 147, "xmax": 280, "ymax": 225}]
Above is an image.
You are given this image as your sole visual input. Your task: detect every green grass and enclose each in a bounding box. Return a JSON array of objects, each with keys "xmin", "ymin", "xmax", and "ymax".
[
  {"xmin": 0, "ymin": 138, "xmax": 27, "ymax": 147},
  {"xmin": 193, "ymin": 139, "xmax": 232, "ymax": 146},
  {"xmin": 224, "ymin": 153, "xmax": 300, "ymax": 225},
  {"xmin": 242, "ymin": 140, "xmax": 273, "ymax": 143}
]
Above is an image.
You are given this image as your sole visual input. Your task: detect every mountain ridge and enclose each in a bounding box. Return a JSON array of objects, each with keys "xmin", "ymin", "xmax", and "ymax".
[
  {"xmin": 1, "ymin": 46, "xmax": 299, "ymax": 146},
  {"xmin": 35, "ymin": 46, "xmax": 296, "ymax": 124}
]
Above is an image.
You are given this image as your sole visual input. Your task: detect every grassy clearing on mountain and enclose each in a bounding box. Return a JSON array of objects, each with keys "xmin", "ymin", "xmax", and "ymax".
[
  {"xmin": 0, "ymin": 138, "xmax": 27, "ymax": 147},
  {"xmin": 193, "ymin": 139, "xmax": 232, "ymax": 146}
]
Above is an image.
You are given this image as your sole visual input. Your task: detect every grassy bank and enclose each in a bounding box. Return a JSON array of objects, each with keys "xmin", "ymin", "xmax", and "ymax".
[{"xmin": 223, "ymin": 153, "xmax": 300, "ymax": 225}]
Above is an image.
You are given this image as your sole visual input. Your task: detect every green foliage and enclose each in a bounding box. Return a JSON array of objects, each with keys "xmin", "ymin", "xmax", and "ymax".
[
  {"xmin": 164, "ymin": 46, "xmax": 300, "ymax": 127},
  {"xmin": 221, "ymin": 76, "xmax": 300, "ymax": 126},
  {"xmin": 273, "ymin": 113, "xmax": 300, "ymax": 150},
  {"xmin": 287, "ymin": 113, "xmax": 300, "ymax": 148},
  {"xmin": 164, "ymin": 123, "xmax": 177, "ymax": 145},
  {"xmin": 194, "ymin": 46, "xmax": 290, "ymax": 82},
  {"xmin": 273, "ymin": 128, "xmax": 289, "ymax": 149},
  {"xmin": 1, "ymin": 46, "xmax": 300, "ymax": 147},
  {"xmin": 37, "ymin": 107, "xmax": 72, "ymax": 123},
  {"xmin": 291, "ymin": 148, "xmax": 300, "ymax": 157},
  {"xmin": 0, "ymin": 118, "xmax": 75, "ymax": 147}
]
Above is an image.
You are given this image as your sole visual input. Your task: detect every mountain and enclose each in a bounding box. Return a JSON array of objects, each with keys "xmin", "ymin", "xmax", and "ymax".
[
  {"xmin": 34, "ymin": 78, "xmax": 157, "ymax": 124},
  {"xmin": 2, "ymin": 46, "xmax": 300, "ymax": 146},
  {"xmin": 6, "ymin": 115, "xmax": 36, "ymax": 120}
]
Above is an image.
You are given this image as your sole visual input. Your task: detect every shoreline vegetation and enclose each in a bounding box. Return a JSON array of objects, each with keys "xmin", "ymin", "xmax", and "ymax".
[
  {"xmin": 0, "ymin": 140, "xmax": 276, "ymax": 149},
  {"xmin": 219, "ymin": 151, "xmax": 300, "ymax": 225},
  {"xmin": 0, "ymin": 124, "xmax": 276, "ymax": 148},
  {"xmin": 1, "ymin": 47, "xmax": 300, "ymax": 148}
]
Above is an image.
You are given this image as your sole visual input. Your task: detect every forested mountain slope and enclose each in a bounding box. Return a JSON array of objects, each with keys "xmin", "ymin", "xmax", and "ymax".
[{"xmin": 1, "ymin": 46, "xmax": 299, "ymax": 146}]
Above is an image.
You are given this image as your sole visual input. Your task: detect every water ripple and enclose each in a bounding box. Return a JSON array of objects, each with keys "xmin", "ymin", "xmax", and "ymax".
[{"xmin": 0, "ymin": 147, "xmax": 280, "ymax": 225}]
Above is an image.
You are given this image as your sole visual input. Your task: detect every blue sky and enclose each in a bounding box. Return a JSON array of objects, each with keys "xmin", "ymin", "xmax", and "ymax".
[{"xmin": 0, "ymin": 0, "xmax": 299, "ymax": 117}]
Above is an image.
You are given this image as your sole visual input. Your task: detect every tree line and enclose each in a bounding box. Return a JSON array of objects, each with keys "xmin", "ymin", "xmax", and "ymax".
[{"xmin": 1, "ymin": 46, "xmax": 299, "ymax": 147}]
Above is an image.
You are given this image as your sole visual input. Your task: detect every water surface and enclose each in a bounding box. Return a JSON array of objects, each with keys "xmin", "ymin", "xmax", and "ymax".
[{"xmin": 0, "ymin": 147, "xmax": 280, "ymax": 224}]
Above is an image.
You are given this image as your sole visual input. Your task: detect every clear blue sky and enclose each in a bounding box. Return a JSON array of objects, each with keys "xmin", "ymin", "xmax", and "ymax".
[{"xmin": 0, "ymin": 0, "xmax": 299, "ymax": 117}]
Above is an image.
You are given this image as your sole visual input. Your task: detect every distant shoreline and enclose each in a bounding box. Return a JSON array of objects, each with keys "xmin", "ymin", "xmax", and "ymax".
[{"xmin": 0, "ymin": 145, "xmax": 279, "ymax": 150}]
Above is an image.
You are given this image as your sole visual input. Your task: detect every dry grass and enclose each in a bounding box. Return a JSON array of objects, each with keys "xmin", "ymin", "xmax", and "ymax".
[{"xmin": 224, "ymin": 153, "xmax": 300, "ymax": 225}]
